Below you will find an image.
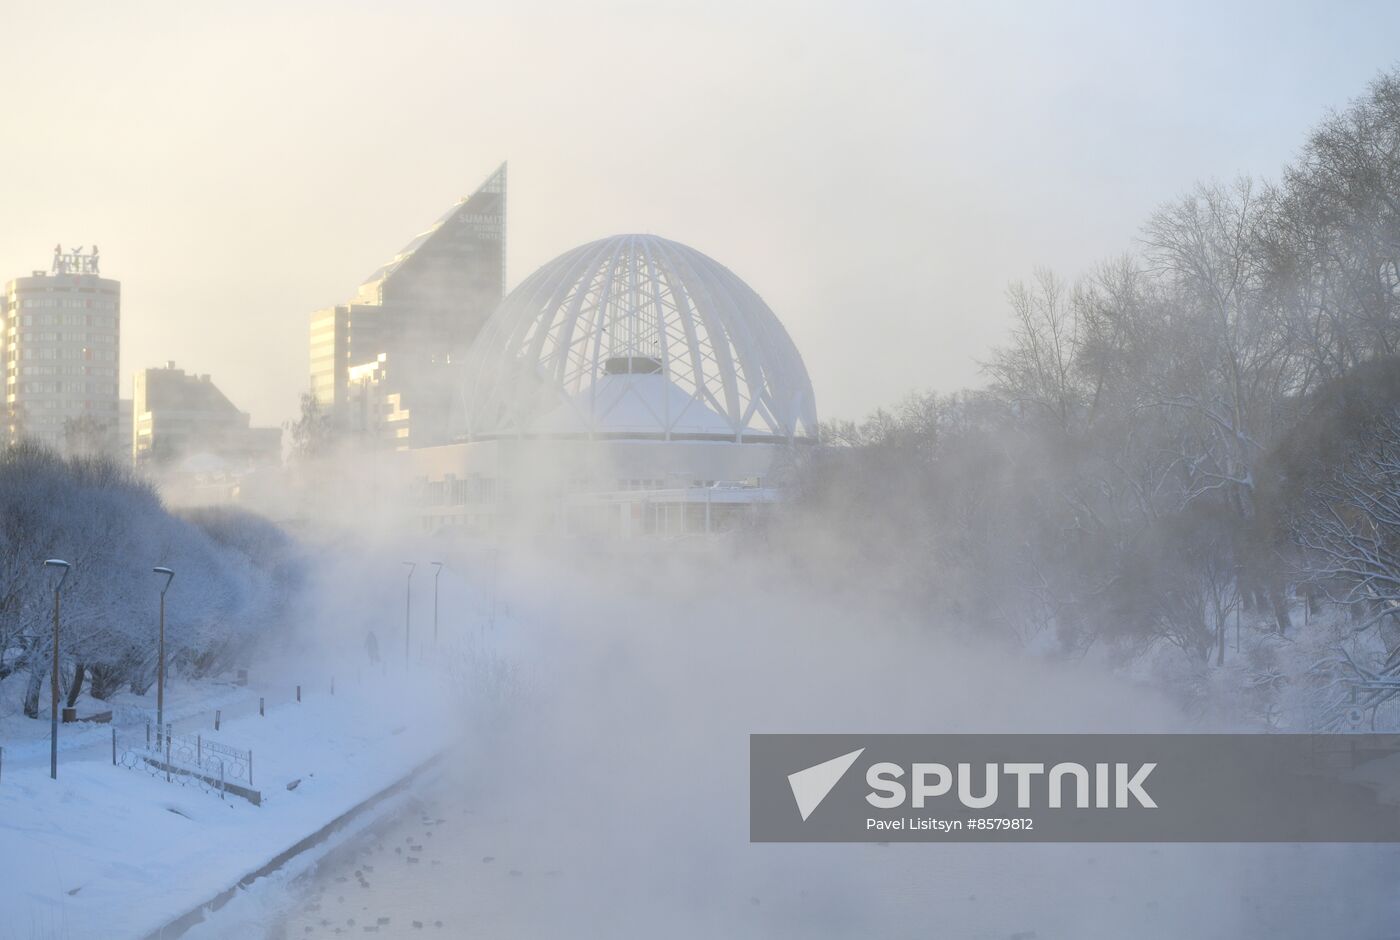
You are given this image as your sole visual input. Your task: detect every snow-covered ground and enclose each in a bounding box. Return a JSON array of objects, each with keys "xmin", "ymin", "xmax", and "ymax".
[
  {"xmin": 0, "ymin": 530, "xmax": 512, "ymax": 940},
  {"xmin": 0, "ymin": 664, "xmax": 456, "ymax": 940}
]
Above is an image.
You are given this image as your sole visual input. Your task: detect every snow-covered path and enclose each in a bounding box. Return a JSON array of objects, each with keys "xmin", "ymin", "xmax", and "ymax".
[
  {"xmin": 1, "ymin": 679, "xmax": 249, "ymax": 771},
  {"xmin": 0, "ymin": 664, "xmax": 455, "ymax": 940}
]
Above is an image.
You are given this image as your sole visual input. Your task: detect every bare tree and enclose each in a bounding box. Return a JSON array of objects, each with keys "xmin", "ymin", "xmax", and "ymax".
[
  {"xmin": 987, "ymin": 269, "xmax": 1085, "ymax": 431},
  {"xmin": 287, "ymin": 391, "xmax": 334, "ymax": 463},
  {"xmin": 1293, "ymin": 412, "xmax": 1400, "ymax": 649}
]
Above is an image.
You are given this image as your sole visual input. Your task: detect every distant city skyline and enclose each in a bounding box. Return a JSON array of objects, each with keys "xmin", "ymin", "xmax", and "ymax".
[{"xmin": 1, "ymin": 1, "xmax": 1398, "ymax": 428}]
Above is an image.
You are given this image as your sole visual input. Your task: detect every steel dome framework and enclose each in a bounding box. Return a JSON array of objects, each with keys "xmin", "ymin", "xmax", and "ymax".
[{"xmin": 460, "ymin": 234, "xmax": 818, "ymax": 443}]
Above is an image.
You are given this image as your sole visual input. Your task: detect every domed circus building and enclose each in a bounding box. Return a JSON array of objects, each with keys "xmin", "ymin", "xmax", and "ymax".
[{"xmin": 409, "ymin": 234, "xmax": 818, "ymax": 536}]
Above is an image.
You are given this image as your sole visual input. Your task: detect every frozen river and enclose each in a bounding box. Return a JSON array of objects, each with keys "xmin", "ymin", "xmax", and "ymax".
[
  {"xmin": 199, "ymin": 553, "xmax": 1400, "ymax": 938},
  {"xmin": 237, "ymin": 754, "xmax": 1400, "ymax": 939}
]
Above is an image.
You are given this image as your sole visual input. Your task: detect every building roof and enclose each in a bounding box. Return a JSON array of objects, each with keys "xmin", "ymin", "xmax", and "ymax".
[
  {"xmin": 141, "ymin": 365, "xmax": 240, "ymax": 416},
  {"xmin": 460, "ymin": 234, "xmax": 818, "ymax": 443},
  {"xmin": 531, "ymin": 372, "xmax": 737, "ymax": 438},
  {"xmin": 356, "ymin": 163, "xmax": 507, "ymax": 304}
]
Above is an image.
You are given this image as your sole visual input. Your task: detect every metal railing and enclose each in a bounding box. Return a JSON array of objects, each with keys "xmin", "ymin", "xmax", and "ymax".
[{"xmin": 116, "ymin": 719, "xmax": 257, "ymax": 803}]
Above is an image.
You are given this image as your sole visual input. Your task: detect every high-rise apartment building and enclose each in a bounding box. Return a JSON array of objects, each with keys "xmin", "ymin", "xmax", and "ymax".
[
  {"xmin": 309, "ymin": 163, "xmax": 506, "ymax": 450},
  {"xmin": 2, "ymin": 246, "xmax": 120, "ymax": 452}
]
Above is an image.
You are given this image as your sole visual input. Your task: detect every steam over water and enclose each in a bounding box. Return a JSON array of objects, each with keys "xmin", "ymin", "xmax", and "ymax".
[
  {"xmin": 200, "ymin": 547, "xmax": 1400, "ymax": 938},
  {"xmin": 262, "ymin": 770, "xmax": 1400, "ymax": 938}
]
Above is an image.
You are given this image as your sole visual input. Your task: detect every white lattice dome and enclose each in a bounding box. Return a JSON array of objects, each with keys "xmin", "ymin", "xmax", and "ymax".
[{"xmin": 459, "ymin": 234, "xmax": 818, "ymax": 443}]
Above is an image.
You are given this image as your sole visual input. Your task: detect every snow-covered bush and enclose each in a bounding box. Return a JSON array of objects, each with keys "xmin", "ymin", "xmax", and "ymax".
[{"xmin": 0, "ymin": 442, "xmax": 303, "ymax": 717}]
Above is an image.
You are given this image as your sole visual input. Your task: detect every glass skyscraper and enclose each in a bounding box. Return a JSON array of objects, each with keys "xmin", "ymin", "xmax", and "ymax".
[{"xmin": 309, "ymin": 164, "xmax": 506, "ymax": 449}]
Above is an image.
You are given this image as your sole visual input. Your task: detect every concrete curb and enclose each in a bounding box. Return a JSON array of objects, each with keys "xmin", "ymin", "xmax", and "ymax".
[{"xmin": 143, "ymin": 751, "xmax": 445, "ymax": 939}]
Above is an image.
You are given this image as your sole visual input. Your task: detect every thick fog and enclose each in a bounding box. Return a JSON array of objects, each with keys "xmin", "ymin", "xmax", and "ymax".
[{"xmin": 174, "ymin": 527, "xmax": 1400, "ymax": 939}]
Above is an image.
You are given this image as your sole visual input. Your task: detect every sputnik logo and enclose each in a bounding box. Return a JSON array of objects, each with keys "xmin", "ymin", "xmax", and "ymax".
[{"xmin": 787, "ymin": 748, "xmax": 865, "ymax": 821}]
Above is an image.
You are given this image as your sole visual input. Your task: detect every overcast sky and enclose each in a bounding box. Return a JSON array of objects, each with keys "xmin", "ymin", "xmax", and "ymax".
[{"xmin": 1, "ymin": 0, "xmax": 1396, "ymax": 427}]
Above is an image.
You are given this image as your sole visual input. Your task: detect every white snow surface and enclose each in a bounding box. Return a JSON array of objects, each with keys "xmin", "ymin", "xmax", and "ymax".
[{"xmin": 0, "ymin": 668, "xmax": 451, "ymax": 940}]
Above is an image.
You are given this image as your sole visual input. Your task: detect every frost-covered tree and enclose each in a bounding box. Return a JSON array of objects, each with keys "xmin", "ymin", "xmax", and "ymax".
[
  {"xmin": 287, "ymin": 391, "xmax": 334, "ymax": 463},
  {"xmin": 1291, "ymin": 411, "xmax": 1400, "ymax": 642},
  {"xmin": 0, "ymin": 443, "xmax": 301, "ymax": 718},
  {"xmin": 776, "ymin": 67, "xmax": 1400, "ymax": 671}
]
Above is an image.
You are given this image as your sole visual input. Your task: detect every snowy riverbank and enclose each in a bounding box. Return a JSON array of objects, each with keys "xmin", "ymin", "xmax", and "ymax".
[{"xmin": 0, "ymin": 665, "xmax": 457, "ymax": 940}]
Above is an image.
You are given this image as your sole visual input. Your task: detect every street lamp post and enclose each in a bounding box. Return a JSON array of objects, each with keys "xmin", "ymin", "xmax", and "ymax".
[
  {"xmin": 431, "ymin": 562, "xmax": 443, "ymax": 648},
  {"xmin": 43, "ymin": 559, "xmax": 71, "ymax": 781},
  {"xmin": 153, "ymin": 567, "xmax": 175, "ymax": 736},
  {"xmin": 402, "ymin": 562, "xmax": 416, "ymax": 662}
]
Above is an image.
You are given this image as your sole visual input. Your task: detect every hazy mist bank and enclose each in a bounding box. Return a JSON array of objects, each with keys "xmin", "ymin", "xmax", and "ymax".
[{"xmin": 179, "ymin": 537, "xmax": 1400, "ymax": 939}]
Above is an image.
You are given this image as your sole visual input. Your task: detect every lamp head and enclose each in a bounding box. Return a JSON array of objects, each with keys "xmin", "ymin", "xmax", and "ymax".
[{"xmin": 43, "ymin": 558, "xmax": 71, "ymax": 590}]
